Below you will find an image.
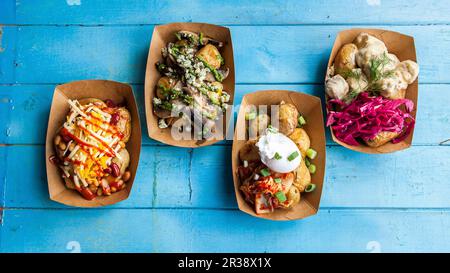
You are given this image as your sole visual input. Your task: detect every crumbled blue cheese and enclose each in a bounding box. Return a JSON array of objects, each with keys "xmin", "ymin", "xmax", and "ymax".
[
  {"xmin": 220, "ymin": 91, "xmax": 230, "ymax": 103},
  {"xmin": 158, "ymin": 118, "xmax": 169, "ymax": 128},
  {"xmin": 153, "ymin": 97, "xmax": 162, "ymax": 105}
]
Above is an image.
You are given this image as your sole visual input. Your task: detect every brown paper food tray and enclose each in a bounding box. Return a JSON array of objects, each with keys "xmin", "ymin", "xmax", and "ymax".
[
  {"xmin": 326, "ymin": 28, "xmax": 418, "ymax": 154},
  {"xmin": 45, "ymin": 80, "xmax": 142, "ymax": 207},
  {"xmin": 232, "ymin": 90, "xmax": 326, "ymax": 221},
  {"xmin": 144, "ymin": 22, "xmax": 235, "ymax": 147}
]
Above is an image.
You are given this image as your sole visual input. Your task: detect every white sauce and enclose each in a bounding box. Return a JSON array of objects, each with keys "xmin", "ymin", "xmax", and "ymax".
[{"xmin": 256, "ymin": 130, "xmax": 301, "ymax": 173}]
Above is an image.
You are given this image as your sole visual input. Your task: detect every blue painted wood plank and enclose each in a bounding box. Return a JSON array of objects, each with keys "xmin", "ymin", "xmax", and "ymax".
[
  {"xmin": 2, "ymin": 208, "xmax": 450, "ymax": 252},
  {"xmin": 0, "ymin": 25, "xmax": 448, "ymax": 84},
  {"xmin": 3, "ymin": 0, "xmax": 450, "ymax": 25},
  {"xmin": 0, "ymin": 27, "xmax": 16, "ymax": 84},
  {"xmin": 0, "ymin": 83, "xmax": 448, "ymax": 145},
  {"xmin": 3, "ymin": 145, "xmax": 450, "ymax": 209}
]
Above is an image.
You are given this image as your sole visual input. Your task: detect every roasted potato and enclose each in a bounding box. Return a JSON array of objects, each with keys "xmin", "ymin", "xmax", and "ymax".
[
  {"xmin": 277, "ymin": 102, "xmax": 298, "ymax": 136},
  {"xmin": 334, "ymin": 43, "xmax": 358, "ymax": 74},
  {"xmin": 239, "ymin": 140, "xmax": 260, "ymax": 162},
  {"xmin": 248, "ymin": 114, "xmax": 270, "ymax": 139},
  {"xmin": 365, "ymin": 131, "xmax": 400, "ymax": 147},
  {"xmin": 288, "ymin": 128, "xmax": 310, "ymax": 158},
  {"xmin": 294, "ymin": 159, "xmax": 311, "ymax": 192},
  {"xmin": 156, "ymin": 76, "xmax": 174, "ymax": 99},
  {"xmin": 112, "ymin": 148, "xmax": 130, "ymax": 175},
  {"xmin": 286, "ymin": 185, "xmax": 301, "ymax": 207},
  {"xmin": 115, "ymin": 107, "xmax": 132, "ymax": 143},
  {"xmin": 196, "ymin": 44, "xmax": 222, "ymax": 69}
]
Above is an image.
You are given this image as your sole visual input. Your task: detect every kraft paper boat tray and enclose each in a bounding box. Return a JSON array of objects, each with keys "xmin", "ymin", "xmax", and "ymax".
[
  {"xmin": 144, "ymin": 22, "xmax": 235, "ymax": 147},
  {"xmin": 45, "ymin": 80, "xmax": 142, "ymax": 207},
  {"xmin": 232, "ymin": 90, "xmax": 326, "ymax": 220},
  {"xmin": 326, "ymin": 28, "xmax": 418, "ymax": 154}
]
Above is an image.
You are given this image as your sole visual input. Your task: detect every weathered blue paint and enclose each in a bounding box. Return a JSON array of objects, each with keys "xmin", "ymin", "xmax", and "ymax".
[
  {"xmin": 0, "ymin": 25, "xmax": 448, "ymax": 84},
  {"xmin": 2, "ymin": 0, "xmax": 450, "ymax": 25},
  {"xmin": 0, "ymin": 0, "xmax": 450, "ymax": 253},
  {"xmin": 2, "ymin": 145, "xmax": 450, "ymax": 209},
  {"xmin": 3, "ymin": 208, "xmax": 450, "ymax": 253}
]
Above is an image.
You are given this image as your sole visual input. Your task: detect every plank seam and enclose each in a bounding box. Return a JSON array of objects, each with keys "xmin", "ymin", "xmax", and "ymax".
[
  {"xmin": 3, "ymin": 207, "xmax": 450, "ymax": 212},
  {"xmin": 3, "ymin": 23, "xmax": 450, "ymax": 27}
]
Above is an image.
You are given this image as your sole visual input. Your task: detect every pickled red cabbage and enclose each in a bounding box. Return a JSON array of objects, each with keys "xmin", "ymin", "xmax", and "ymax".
[{"xmin": 326, "ymin": 92, "xmax": 415, "ymax": 146}]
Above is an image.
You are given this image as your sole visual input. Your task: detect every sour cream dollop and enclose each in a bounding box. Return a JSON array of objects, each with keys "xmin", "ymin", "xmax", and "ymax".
[{"xmin": 256, "ymin": 129, "xmax": 301, "ymax": 173}]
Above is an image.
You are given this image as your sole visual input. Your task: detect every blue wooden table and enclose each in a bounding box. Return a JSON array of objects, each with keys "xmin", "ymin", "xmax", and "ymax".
[{"xmin": 1, "ymin": 0, "xmax": 450, "ymax": 253}]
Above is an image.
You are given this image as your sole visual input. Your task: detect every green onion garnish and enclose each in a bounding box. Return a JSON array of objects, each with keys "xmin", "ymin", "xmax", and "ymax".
[
  {"xmin": 298, "ymin": 115, "xmax": 306, "ymax": 127},
  {"xmin": 305, "ymin": 157, "xmax": 311, "ymax": 167},
  {"xmin": 287, "ymin": 151, "xmax": 299, "ymax": 162},
  {"xmin": 267, "ymin": 125, "xmax": 278, "ymax": 133},
  {"xmin": 274, "ymin": 152, "xmax": 282, "ymax": 160},
  {"xmin": 306, "ymin": 148, "xmax": 317, "ymax": 160},
  {"xmin": 308, "ymin": 164, "xmax": 316, "ymax": 174},
  {"xmin": 260, "ymin": 168, "xmax": 270, "ymax": 177},
  {"xmin": 245, "ymin": 111, "xmax": 257, "ymax": 120},
  {"xmin": 274, "ymin": 178, "xmax": 282, "ymax": 184},
  {"xmin": 275, "ymin": 191, "xmax": 287, "ymax": 202},
  {"xmin": 305, "ymin": 184, "xmax": 316, "ymax": 193}
]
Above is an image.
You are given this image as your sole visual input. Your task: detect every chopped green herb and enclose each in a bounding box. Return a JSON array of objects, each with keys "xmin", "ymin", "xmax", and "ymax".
[
  {"xmin": 274, "ymin": 178, "xmax": 282, "ymax": 184},
  {"xmin": 199, "ymin": 32, "xmax": 204, "ymax": 45},
  {"xmin": 267, "ymin": 125, "xmax": 278, "ymax": 133},
  {"xmin": 287, "ymin": 151, "xmax": 299, "ymax": 162},
  {"xmin": 275, "ymin": 191, "xmax": 287, "ymax": 202},
  {"xmin": 197, "ymin": 56, "xmax": 223, "ymax": 82},
  {"xmin": 174, "ymin": 32, "xmax": 181, "ymax": 41},
  {"xmin": 260, "ymin": 168, "xmax": 270, "ymax": 177},
  {"xmin": 305, "ymin": 157, "xmax": 311, "ymax": 167},
  {"xmin": 308, "ymin": 164, "xmax": 316, "ymax": 174},
  {"xmin": 305, "ymin": 184, "xmax": 316, "ymax": 193},
  {"xmin": 156, "ymin": 62, "xmax": 167, "ymax": 72},
  {"xmin": 217, "ymin": 54, "xmax": 225, "ymax": 66},
  {"xmin": 157, "ymin": 101, "xmax": 173, "ymax": 111},
  {"xmin": 274, "ymin": 152, "xmax": 282, "ymax": 160},
  {"xmin": 306, "ymin": 148, "xmax": 317, "ymax": 160},
  {"xmin": 298, "ymin": 115, "xmax": 306, "ymax": 127}
]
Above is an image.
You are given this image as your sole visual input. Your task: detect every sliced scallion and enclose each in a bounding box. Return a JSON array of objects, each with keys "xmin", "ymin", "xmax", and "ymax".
[
  {"xmin": 274, "ymin": 152, "xmax": 282, "ymax": 160},
  {"xmin": 275, "ymin": 191, "xmax": 287, "ymax": 202},
  {"xmin": 306, "ymin": 148, "xmax": 317, "ymax": 160},
  {"xmin": 305, "ymin": 183, "xmax": 316, "ymax": 193},
  {"xmin": 287, "ymin": 151, "xmax": 299, "ymax": 162},
  {"xmin": 274, "ymin": 178, "xmax": 282, "ymax": 184},
  {"xmin": 308, "ymin": 164, "xmax": 316, "ymax": 174},
  {"xmin": 260, "ymin": 168, "xmax": 270, "ymax": 177},
  {"xmin": 305, "ymin": 157, "xmax": 311, "ymax": 167},
  {"xmin": 298, "ymin": 115, "xmax": 306, "ymax": 127}
]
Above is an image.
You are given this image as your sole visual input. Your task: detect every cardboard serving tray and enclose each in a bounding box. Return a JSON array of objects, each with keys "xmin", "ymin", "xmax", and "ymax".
[
  {"xmin": 326, "ymin": 28, "xmax": 418, "ymax": 154},
  {"xmin": 45, "ymin": 80, "xmax": 142, "ymax": 207},
  {"xmin": 232, "ymin": 90, "xmax": 326, "ymax": 221},
  {"xmin": 144, "ymin": 22, "xmax": 235, "ymax": 147}
]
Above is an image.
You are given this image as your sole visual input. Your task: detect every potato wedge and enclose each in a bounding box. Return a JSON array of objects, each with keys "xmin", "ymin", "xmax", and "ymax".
[
  {"xmin": 334, "ymin": 43, "xmax": 358, "ymax": 74},
  {"xmin": 115, "ymin": 107, "xmax": 132, "ymax": 143},
  {"xmin": 277, "ymin": 102, "xmax": 298, "ymax": 136},
  {"xmin": 286, "ymin": 185, "xmax": 301, "ymax": 208},
  {"xmin": 289, "ymin": 128, "xmax": 311, "ymax": 158},
  {"xmin": 294, "ymin": 159, "xmax": 311, "ymax": 192}
]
